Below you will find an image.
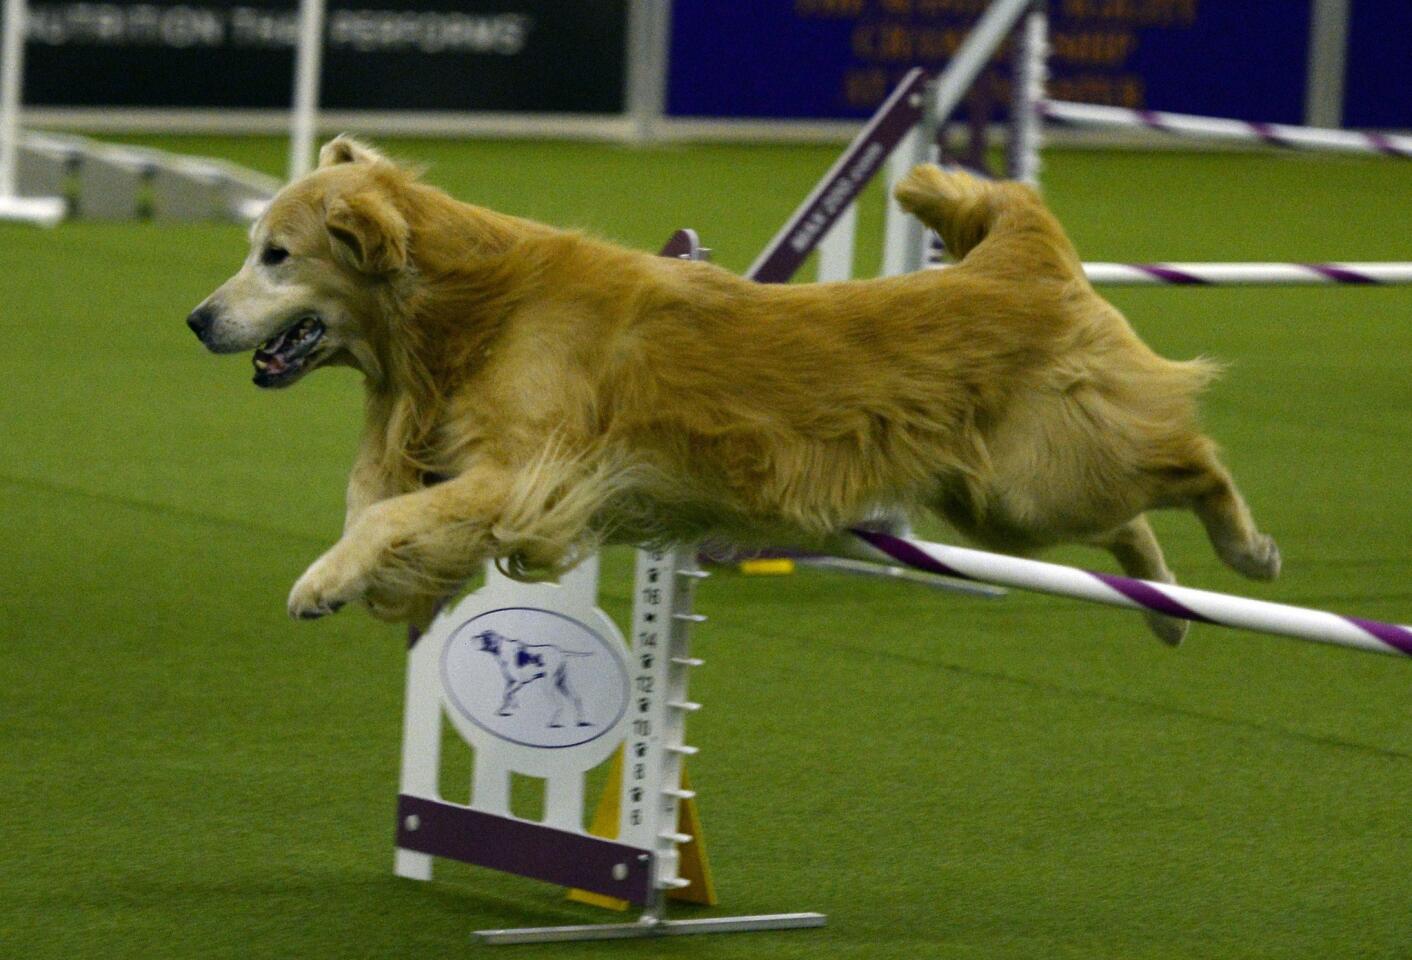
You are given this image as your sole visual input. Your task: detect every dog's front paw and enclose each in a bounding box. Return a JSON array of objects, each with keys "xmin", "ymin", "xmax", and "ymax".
[{"xmin": 288, "ymin": 544, "xmax": 374, "ymax": 620}]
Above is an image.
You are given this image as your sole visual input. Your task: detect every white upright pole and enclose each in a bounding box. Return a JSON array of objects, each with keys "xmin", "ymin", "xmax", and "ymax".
[
  {"xmin": 624, "ymin": 0, "xmax": 671, "ymax": 143},
  {"xmin": 1, "ymin": 0, "xmax": 28, "ymax": 198},
  {"xmin": 0, "ymin": 0, "xmax": 62, "ymax": 225},
  {"xmin": 288, "ymin": 0, "xmax": 326, "ymax": 181},
  {"xmin": 1304, "ymin": 0, "xmax": 1350, "ymax": 128},
  {"xmin": 932, "ymin": 0, "xmax": 1033, "ymax": 126},
  {"xmin": 1007, "ymin": 3, "xmax": 1047, "ymax": 186}
]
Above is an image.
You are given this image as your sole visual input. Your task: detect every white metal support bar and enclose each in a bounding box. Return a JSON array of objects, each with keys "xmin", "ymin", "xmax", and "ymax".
[
  {"xmin": 0, "ymin": 0, "xmax": 63, "ymax": 224},
  {"xmin": 288, "ymin": 0, "xmax": 326, "ymax": 181},
  {"xmin": 932, "ymin": 0, "xmax": 1035, "ymax": 128},
  {"xmin": 1007, "ymin": 2, "xmax": 1048, "ymax": 185}
]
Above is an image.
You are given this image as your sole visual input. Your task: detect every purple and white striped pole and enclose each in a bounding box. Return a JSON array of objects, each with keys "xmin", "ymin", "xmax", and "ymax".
[
  {"xmin": 925, "ymin": 261, "xmax": 1412, "ymax": 286},
  {"xmin": 1042, "ymin": 100, "xmax": 1412, "ymax": 159},
  {"xmin": 846, "ymin": 529, "xmax": 1412, "ymax": 659},
  {"xmin": 1081, "ymin": 262, "xmax": 1412, "ymax": 286}
]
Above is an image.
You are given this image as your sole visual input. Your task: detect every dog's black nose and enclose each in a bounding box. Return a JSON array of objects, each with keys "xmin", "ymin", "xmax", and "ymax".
[{"xmin": 186, "ymin": 306, "xmax": 214, "ymax": 339}]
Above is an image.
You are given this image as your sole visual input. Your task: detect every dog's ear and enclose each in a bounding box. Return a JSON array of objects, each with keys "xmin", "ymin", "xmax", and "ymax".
[
  {"xmin": 318, "ymin": 135, "xmax": 386, "ymax": 169},
  {"xmin": 325, "ymin": 190, "xmax": 408, "ymax": 274}
]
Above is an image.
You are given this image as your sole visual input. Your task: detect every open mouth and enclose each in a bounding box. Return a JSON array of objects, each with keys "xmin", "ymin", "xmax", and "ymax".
[{"xmin": 252, "ymin": 315, "xmax": 326, "ymax": 388}]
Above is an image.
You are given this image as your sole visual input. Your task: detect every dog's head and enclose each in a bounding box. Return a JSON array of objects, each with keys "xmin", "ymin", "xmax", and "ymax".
[
  {"xmin": 474, "ymin": 630, "xmax": 504, "ymax": 655},
  {"xmin": 185, "ymin": 136, "xmax": 414, "ymax": 389}
]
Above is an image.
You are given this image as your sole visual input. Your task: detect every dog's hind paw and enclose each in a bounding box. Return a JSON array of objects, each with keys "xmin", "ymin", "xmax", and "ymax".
[
  {"xmin": 1225, "ymin": 533, "xmax": 1282, "ymax": 582},
  {"xmin": 1145, "ymin": 611, "xmax": 1189, "ymax": 647}
]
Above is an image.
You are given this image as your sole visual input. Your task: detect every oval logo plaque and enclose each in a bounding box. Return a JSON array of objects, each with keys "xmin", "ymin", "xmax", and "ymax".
[{"xmin": 440, "ymin": 606, "xmax": 630, "ymax": 750}]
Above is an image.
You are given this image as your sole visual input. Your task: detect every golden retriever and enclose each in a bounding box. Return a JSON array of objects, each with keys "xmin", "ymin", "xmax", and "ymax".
[{"xmin": 187, "ymin": 137, "xmax": 1279, "ymax": 643}]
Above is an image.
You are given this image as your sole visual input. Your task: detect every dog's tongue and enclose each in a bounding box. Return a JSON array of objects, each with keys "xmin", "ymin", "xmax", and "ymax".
[
  {"xmin": 254, "ymin": 352, "xmax": 289, "ymax": 375},
  {"xmin": 253, "ymin": 317, "xmax": 323, "ymax": 377},
  {"xmin": 259, "ymin": 328, "xmax": 292, "ymax": 356}
]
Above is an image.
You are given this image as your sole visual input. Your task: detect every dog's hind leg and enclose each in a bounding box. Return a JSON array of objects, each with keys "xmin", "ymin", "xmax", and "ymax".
[
  {"xmin": 1091, "ymin": 515, "xmax": 1188, "ymax": 646},
  {"xmin": 1189, "ymin": 466, "xmax": 1281, "ymax": 582},
  {"xmin": 1151, "ymin": 451, "xmax": 1281, "ymax": 583}
]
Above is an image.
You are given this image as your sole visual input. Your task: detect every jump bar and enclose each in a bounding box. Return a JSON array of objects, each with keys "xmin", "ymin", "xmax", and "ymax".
[
  {"xmin": 925, "ymin": 261, "xmax": 1412, "ymax": 286},
  {"xmin": 1043, "ymin": 100, "xmax": 1412, "ymax": 159},
  {"xmin": 845, "ymin": 529, "xmax": 1412, "ymax": 659},
  {"xmin": 1081, "ymin": 262, "xmax": 1412, "ymax": 286}
]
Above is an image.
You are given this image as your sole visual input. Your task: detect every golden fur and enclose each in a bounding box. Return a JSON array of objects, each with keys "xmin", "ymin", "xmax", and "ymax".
[{"xmin": 189, "ymin": 137, "xmax": 1279, "ymax": 642}]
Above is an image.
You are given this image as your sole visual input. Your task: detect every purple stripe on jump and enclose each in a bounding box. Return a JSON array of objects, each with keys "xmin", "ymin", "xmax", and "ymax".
[
  {"xmin": 1248, "ymin": 121, "xmax": 1285, "ymax": 147},
  {"xmin": 851, "ymin": 528, "xmax": 976, "ymax": 582},
  {"xmin": 396, "ymin": 794, "xmax": 655, "ymax": 904},
  {"xmin": 1365, "ymin": 133, "xmax": 1409, "ymax": 159},
  {"xmin": 1138, "ymin": 109, "xmax": 1166, "ymax": 132},
  {"xmin": 1135, "ymin": 264, "xmax": 1209, "ymax": 285},
  {"xmin": 1303, "ymin": 263, "xmax": 1378, "ymax": 285},
  {"xmin": 1089, "ymin": 572, "xmax": 1218, "ymax": 624},
  {"xmin": 1343, "ymin": 617, "xmax": 1412, "ymax": 656}
]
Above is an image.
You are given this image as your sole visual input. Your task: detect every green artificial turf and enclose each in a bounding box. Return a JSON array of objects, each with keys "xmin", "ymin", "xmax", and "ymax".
[{"xmin": 2, "ymin": 139, "xmax": 1410, "ymax": 960}]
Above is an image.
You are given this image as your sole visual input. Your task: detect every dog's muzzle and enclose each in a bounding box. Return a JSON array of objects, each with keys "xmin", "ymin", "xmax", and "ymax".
[{"xmin": 186, "ymin": 305, "xmax": 216, "ymax": 343}]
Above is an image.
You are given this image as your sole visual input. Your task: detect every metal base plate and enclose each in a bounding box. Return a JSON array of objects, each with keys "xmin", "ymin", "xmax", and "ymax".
[{"xmin": 475, "ymin": 912, "xmax": 827, "ymax": 945}]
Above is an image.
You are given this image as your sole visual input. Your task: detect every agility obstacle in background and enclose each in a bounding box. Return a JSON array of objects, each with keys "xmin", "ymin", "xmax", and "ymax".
[
  {"xmin": 0, "ymin": 0, "xmax": 62, "ymax": 224},
  {"xmin": 0, "ymin": 0, "xmax": 283, "ymax": 224},
  {"xmin": 394, "ymin": 231, "xmax": 825, "ymax": 945},
  {"xmin": 746, "ymin": 2, "xmax": 1412, "ymax": 289}
]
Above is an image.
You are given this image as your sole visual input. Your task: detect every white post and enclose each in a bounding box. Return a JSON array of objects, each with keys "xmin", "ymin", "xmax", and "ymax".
[
  {"xmin": 624, "ymin": 0, "xmax": 671, "ymax": 143},
  {"xmin": 288, "ymin": 0, "xmax": 326, "ymax": 182},
  {"xmin": 0, "ymin": 0, "xmax": 62, "ymax": 225},
  {"xmin": 815, "ymin": 202, "xmax": 857, "ymax": 282},
  {"xmin": 1008, "ymin": 3, "xmax": 1047, "ymax": 186},
  {"xmin": 881, "ymin": 89, "xmax": 940, "ymax": 277},
  {"xmin": 0, "ymin": 0, "xmax": 23, "ymax": 198},
  {"xmin": 1304, "ymin": 0, "xmax": 1350, "ymax": 128},
  {"xmin": 883, "ymin": 0, "xmax": 1030, "ymax": 275},
  {"xmin": 932, "ymin": 0, "xmax": 1034, "ymax": 127}
]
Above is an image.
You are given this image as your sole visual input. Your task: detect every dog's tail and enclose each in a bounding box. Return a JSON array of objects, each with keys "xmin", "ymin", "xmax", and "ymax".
[
  {"xmin": 893, "ymin": 164, "xmax": 1046, "ymax": 262},
  {"xmin": 893, "ymin": 165, "xmax": 1011, "ymax": 260}
]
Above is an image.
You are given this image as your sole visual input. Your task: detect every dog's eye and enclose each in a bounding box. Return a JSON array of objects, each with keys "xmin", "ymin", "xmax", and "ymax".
[{"xmin": 260, "ymin": 245, "xmax": 290, "ymax": 266}]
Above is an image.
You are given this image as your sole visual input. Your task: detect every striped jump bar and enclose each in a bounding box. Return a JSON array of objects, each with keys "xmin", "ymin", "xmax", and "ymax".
[
  {"xmin": 1081, "ymin": 262, "xmax": 1412, "ymax": 286},
  {"xmin": 1042, "ymin": 100, "xmax": 1412, "ymax": 159},
  {"xmin": 847, "ymin": 529, "xmax": 1412, "ymax": 659}
]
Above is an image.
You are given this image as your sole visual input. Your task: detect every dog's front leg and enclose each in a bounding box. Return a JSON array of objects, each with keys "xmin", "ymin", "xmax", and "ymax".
[
  {"xmin": 288, "ymin": 462, "xmax": 514, "ymax": 621},
  {"xmin": 344, "ymin": 429, "xmax": 402, "ymax": 532}
]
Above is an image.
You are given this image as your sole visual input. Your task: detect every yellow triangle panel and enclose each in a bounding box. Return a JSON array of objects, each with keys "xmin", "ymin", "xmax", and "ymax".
[{"xmin": 567, "ymin": 749, "xmax": 717, "ymax": 910}]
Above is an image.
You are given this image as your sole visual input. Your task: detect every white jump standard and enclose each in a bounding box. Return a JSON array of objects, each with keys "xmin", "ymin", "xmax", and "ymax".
[
  {"xmin": 394, "ymin": 232, "xmax": 824, "ymax": 944},
  {"xmin": 396, "ymin": 544, "xmax": 825, "ymax": 945}
]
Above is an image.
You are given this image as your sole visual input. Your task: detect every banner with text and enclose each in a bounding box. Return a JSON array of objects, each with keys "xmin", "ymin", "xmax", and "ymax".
[
  {"xmin": 13, "ymin": 0, "xmax": 627, "ymax": 113},
  {"xmin": 668, "ymin": 0, "xmax": 1314, "ymax": 125}
]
